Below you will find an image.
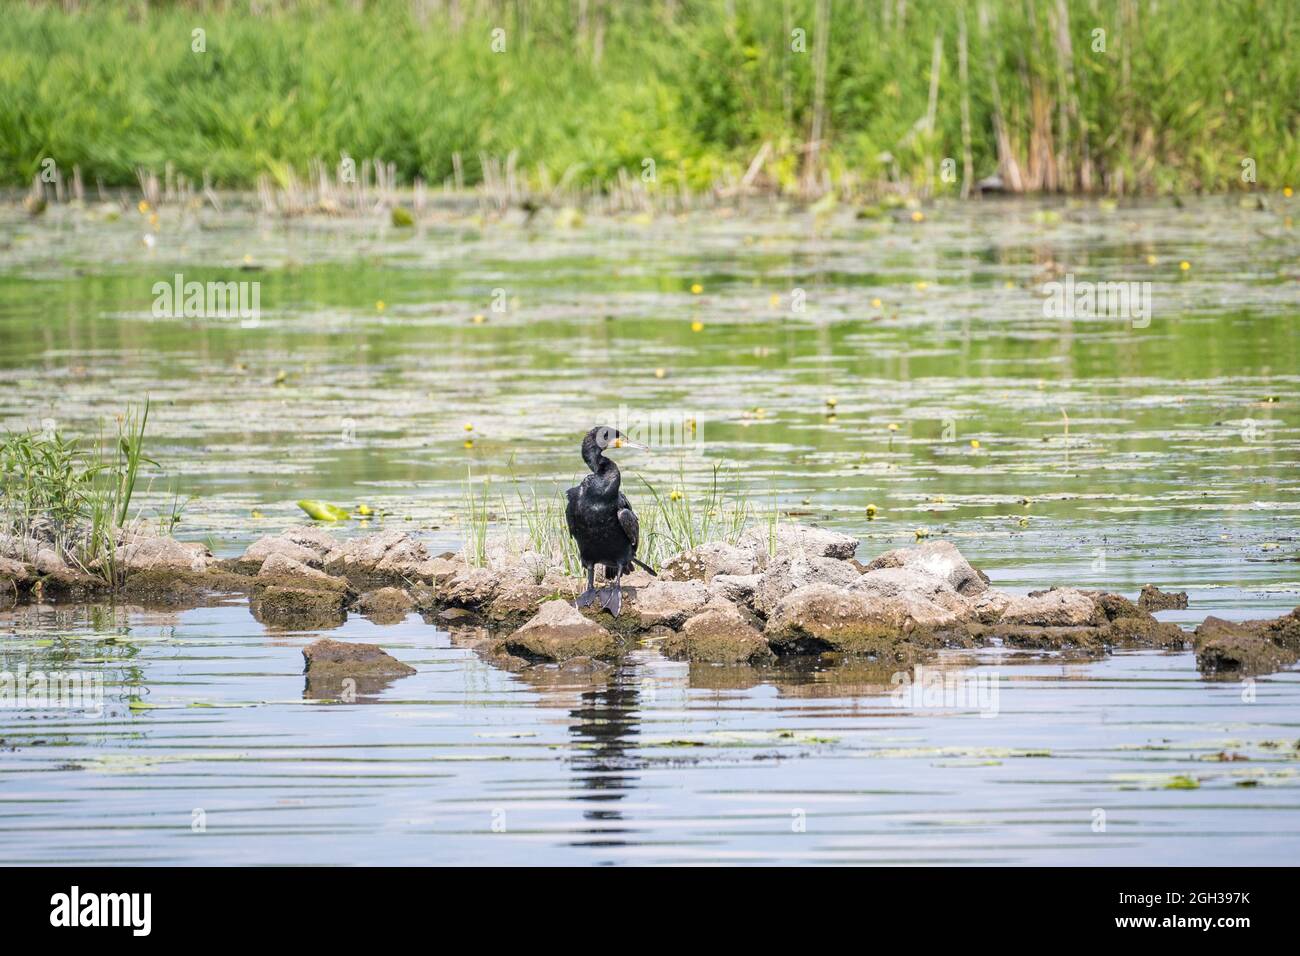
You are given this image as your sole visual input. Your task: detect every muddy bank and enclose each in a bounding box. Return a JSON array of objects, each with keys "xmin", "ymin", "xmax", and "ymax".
[{"xmin": 5, "ymin": 522, "xmax": 1297, "ymax": 681}]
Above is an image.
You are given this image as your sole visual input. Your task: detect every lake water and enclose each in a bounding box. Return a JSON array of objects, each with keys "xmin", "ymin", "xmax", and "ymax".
[{"xmin": 1, "ymin": 195, "xmax": 1297, "ymax": 864}]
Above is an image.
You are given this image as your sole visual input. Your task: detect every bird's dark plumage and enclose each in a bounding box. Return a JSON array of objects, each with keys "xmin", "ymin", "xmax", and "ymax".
[{"xmin": 565, "ymin": 426, "xmax": 654, "ymax": 615}]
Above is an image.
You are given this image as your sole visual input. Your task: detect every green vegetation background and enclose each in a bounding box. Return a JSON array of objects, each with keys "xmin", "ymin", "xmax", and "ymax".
[{"xmin": 1, "ymin": 0, "xmax": 1296, "ymax": 195}]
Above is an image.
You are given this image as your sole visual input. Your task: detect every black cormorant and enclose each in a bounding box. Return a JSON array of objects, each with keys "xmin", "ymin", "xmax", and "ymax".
[{"xmin": 565, "ymin": 426, "xmax": 656, "ymax": 615}]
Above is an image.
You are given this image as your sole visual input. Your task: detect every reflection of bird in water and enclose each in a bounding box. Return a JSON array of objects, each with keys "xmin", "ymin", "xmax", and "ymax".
[
  {"xmin": 565, "ymin": 426, "xmax": 656, "ymax": 616},
  {"xmin": 567, "ymin": 663, "xmax": 641, "ymax": 847}
]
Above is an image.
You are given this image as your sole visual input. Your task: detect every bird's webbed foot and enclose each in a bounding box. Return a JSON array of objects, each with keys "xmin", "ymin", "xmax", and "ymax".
[
  {"xmin": 600, "ymin": 589, "xmax": 622, "ymax": 617},
  {"xmin": 575, "ymin": 588, "xmax": 599, "ymax": 608},
  {"xmin": 599, "ymin": 578, "xmax": 624, "ymax": 616}
]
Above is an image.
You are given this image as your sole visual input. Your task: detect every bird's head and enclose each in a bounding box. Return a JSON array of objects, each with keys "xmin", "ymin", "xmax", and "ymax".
[{"xmin": 583, "ymin": 426, "xmax": 648, "ymax": 466}]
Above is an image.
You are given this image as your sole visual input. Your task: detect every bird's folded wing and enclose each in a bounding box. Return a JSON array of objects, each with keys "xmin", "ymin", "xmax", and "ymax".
[{"xmin": 617, "ymin": 506, "xmax": 640, "ymax": 551}]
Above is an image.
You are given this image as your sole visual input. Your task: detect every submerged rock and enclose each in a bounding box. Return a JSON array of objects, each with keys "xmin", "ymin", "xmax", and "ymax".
[
  {"xmin": 752, "ymin": 551, "xmax": 861, "ymax": 617},
  {"xmin": 1194, "ymin": 609, "xmax": 1300, "ymax": 677},
  {"xmin": 984, "ymin": 589, "xmax": 1186, "ymax": 652},
  {"xmin": 354, "ymin": 587, "xmax": 416, "ymax": 624},
  {"xmin": 251, "ymin": 552, "xmax": 351, "ymax": 629},
  {"xmin": 663, "ymin": 602, "xmax": 775, "ymax": 664},
  {"xmin": 1139, "ymin": 584, "xmax": 1189, "ymax": 612},
  {"xmin": 117, "ymin": 566, "xmax": 249, "ymax": 606},
  {"xmin": 302, "ymin": 637, "xmax": 416, "ymax": 697},
  {"xmin": 252, "ymin": 585, "xmax": 348, "ymax": 630},
  {"xmin": 1091, "ymin": 592, "xmax": 1187, "ymax": 648},
  {"xmin": 33, "ymin": 565, "xmax": 104, "ymax": 599},
  {"xmin": 986, "ymin": 624, "xmax": 1110, "ymax": 654},
  {"xmin": 503, "ymin": 600, "xmax": 617, "ymax": 663}
]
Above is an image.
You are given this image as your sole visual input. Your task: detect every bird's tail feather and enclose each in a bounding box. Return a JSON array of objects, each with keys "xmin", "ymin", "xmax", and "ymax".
[{"xmin": 632, "ymin": 558, "xmax": 658, "ymax": 577}]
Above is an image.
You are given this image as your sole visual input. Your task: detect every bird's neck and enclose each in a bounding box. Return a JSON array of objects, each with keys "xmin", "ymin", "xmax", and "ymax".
[
  {"xmin": 581, "ymin": 438, "xmax": 621, "ymax": 493},
  {"xmin": 581, "ymin": 441, "xmax": 603, "ymax": 473},
  {"xmin": 584, "ymin": 455, "xmax": 620, "ymax": 494}
]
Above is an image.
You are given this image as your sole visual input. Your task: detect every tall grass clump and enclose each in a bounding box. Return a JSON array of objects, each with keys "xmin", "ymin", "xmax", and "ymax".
[
  {"xmin": 2, "ymin": 0, "xmax": 1295, "ymax": 198},
  {"xmin": 461, "ymin": 467, "xmax": 492, "ymax": 569},
  {"xmin": 0, "ymin": 400, "xmax": 166, "ymax": 585},
  {"xmin": 461, "ymin": 466, "xmax": 581, "ymax": 579},
  {"xmin": 637, "ymin": 461, "xmax": 761, "ymax": 567}
]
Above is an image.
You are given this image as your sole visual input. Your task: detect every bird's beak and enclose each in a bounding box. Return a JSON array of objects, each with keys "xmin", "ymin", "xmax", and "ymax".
[{"xmin": 612, "ymin": 437, "xmax": 650, "ymax": 451}]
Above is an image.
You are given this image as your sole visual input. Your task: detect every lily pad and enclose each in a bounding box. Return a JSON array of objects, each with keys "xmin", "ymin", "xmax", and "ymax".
[{"xmin": 297, "ymin": 499, "xmax": 351, "ymax": 522}]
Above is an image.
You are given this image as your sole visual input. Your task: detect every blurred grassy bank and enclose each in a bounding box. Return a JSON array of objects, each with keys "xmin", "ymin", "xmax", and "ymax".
[{"xmin": 1, "ymin": 0, "xmax": 1296, "ymax": 198}]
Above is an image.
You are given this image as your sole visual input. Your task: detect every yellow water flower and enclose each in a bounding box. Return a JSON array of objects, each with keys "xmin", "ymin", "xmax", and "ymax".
[
  {"xmin": 690, "ymin": 283, "xmax": 703, "ymax": 295},
  {"xmin": 1179, "ymin": 260, "xmax": 1191, "ymax": 271},
  {"xmin": 915, "ymin": 281, "xmax": 929, "ymax": 291},
  {"xmin": 825, "ymin": 397, "xmax": 837, "ymax": 408},
  {"xmin": 970, "ymin": 439, "xmax": 980, "ymax": 449},
  {"xmin": 691, "ymin": 320, "xmax": 704, "ymax": 332},
  {"xmin": 1284, "ymin": 186, "xmax": 1294, "ymax": 198},
  {"xmin": 871, "ymin": 297, "xmax": 883, "ymax": 309},
  {"xmin": 464, "ymin": 423, "xmax": 474, "ymax": 432},
  {"xmin": 357, "ymin": 504, "xmax": 373, "ymax": 516},
  {"xmin": 654, "ymin": 368, "xmax": 666, "ymax": 378},
  {"xmin": 887, "ymin": 422, "xmax": 899, "ymax": 431},
  {"xmin": 769, "ymin": 293, "xmax": 780, "ymax": 308},
  {"xmin": 463, "ymin": 439, "xmax": 474, "ymax": 449},
  {"xmin": 376, "ymin": 300, "xmax": 385, "ymax": 311},
  {"xmin": 138, "ymin": 200, "xmax": 150, "ymax": 214},
  {"xmin": 1146, "ymin": 254, "xmax": 1158, "ymax": 265},
  {"xmin": 471, "ymin": 313, "xmax": 486, "ymax": 324},
  {"xmin": 866, "ymin": 504, "xmax": 878, "ymax": 519},
  {"xmin": 669, "ymin": 490, "xmax": 683, "ymax": 502},
  {"xmin": 911, "ymin": 210, "xmax": 925, "ymax": 222}
]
